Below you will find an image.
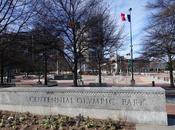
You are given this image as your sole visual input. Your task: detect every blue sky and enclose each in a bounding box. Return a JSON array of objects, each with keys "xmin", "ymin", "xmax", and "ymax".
[{"xmin": 107, "ymin": 0, "xmax": 151, "ymax": 58}]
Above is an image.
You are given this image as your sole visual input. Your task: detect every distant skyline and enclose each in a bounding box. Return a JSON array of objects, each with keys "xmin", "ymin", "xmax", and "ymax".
[{"xmin": 107, "ymin": 0, "xmax": 151, "ymax": 58}]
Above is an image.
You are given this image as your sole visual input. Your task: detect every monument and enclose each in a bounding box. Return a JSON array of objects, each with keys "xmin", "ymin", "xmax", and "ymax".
[{"xmin": 0, "ymin": 87, "xmax": 167, "ymax": 125}]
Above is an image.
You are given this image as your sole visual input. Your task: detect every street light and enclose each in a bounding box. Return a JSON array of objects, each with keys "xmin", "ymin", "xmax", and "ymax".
[{"xmin": 129, "ymin": 8, "xmax": 135, "ymax": 86}]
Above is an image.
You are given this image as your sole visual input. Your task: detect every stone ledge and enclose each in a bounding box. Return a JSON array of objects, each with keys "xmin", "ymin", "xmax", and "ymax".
[
  {"xmin": 0, "ymin": 87, "xmax": 165, "ymax": 94},
  {"xmin": 0, "ymin": 87, "xmax": 167, "ymax": 125}
]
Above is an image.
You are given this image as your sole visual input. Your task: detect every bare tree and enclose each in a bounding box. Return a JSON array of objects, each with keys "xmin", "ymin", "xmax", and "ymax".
[
  {"xmin": 31, "ymin": 23, "xmax": 64, "ymax": 85},
  {"xmin": 142, "ymin": 0, "xmax": 175, "ymax": 87},
  {"xmin": 37, "ymin": 0, "xmax": 103, "ymax": 86},
  {"xmin": 0, "ymin": 0, "xmax": 39, "ymax": 84},
  {"xmin": 87, "ymin": 11, "xmax": 123, "ymax": 86},
  {"xmin": 0, "ymin": 0, "xmax": 40, "ymax": 33}
]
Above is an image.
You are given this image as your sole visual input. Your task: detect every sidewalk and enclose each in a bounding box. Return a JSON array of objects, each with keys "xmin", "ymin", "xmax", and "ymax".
[
  {"xmin": 167, "ymin": 104, "xmax": 175, "ymax": 115},
  {"xmin": 136, "ymin": 125, "xmax": 175, "ymax": 130}
]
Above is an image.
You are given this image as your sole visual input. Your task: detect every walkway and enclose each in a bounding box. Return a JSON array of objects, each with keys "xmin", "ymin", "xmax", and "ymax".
[{"xmin": 136, "ymin": 125, "xmax": 175, "ymax": 130}]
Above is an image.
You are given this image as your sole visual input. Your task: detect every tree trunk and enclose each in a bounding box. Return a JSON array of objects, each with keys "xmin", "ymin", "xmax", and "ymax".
[
  {"xmin": 73, "ymin": 27, "xmax": 78, "ymax": 87},
  {"xmin": 168, "ymin": 55, "xmax": 174, "ymax": 87},
  {"xmin": 38, "ymin": 66, "xmax": 41, "ymax": 84},
  {"xmin": 98, "ymin": 59, "xmax": 102, "ymax": 86},
  {"xmin": 73, "ymin": 47, "xmax": 78, "ymax": 86},
  {"xmin": 7, "ymin": 68, "xmax": 10, "ymax": 83},
  {"xmin": 74, "ymin": 63, "xmax": 78, "ymax": 87},
  {"xmin": 169, "ymin": 69, "xmax": 174, "ymax": 87},
  {"xmin": 0, "ymin": 52, "xmax": 4, "ymax": 84},
  {"xmin": 44, "ymin": 52, "xmax": 48, "ymax": 86}
]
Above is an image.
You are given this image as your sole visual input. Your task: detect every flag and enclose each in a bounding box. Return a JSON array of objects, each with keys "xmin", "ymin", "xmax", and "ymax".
[
  {"xmin": 121, "ymin": 13, "xmax": 131, "ymax": 22},
  {"xmin": 127, "ymin": 14, "xmax": 131, "ymax": 22},
  {"xmin": 121, "ymin": 13, "xmax": 126, "ymax": 21}
]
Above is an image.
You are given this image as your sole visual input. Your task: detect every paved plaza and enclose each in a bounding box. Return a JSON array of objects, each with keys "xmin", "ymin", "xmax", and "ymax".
[{"xmin": 15, "ymin": 73, "xmax": 172, "ymax": 87}]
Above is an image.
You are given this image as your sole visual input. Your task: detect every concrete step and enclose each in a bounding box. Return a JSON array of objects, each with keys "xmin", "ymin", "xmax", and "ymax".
[{"xmin": 136, "ymin": 125, "xmax": 175, "ymax": 130}]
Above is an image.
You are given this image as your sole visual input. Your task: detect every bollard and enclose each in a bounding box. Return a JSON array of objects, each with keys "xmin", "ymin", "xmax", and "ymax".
[{"xmin": 152, "ymin": 81, "xmax": 155, "ymax": 87}]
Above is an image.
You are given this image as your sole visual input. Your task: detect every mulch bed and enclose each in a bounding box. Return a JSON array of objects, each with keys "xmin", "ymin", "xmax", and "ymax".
[{"xmin": 0, "ymin": 111, "xmax": 135, "ymax": 130}]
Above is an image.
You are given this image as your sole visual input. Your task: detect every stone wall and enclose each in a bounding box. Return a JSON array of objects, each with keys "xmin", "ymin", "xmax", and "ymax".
[{"xmin": 0, "ymin": 87, "xmax": 167, "ymax": 125}]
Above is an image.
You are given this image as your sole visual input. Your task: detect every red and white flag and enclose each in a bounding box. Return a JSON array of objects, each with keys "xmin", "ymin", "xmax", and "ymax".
[
  {"xmin": 121, "ymin": 13, "xmax": 131, "ymax": 22},
  {"xmin": 121, "ymin": 13, "xmax": 126, "ymax": 21}
]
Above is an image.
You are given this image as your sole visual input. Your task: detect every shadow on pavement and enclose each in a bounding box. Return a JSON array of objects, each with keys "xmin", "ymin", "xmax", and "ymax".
[{"xmin": 168, "ymin": 115, "xmax": 175, "ymax": 126}]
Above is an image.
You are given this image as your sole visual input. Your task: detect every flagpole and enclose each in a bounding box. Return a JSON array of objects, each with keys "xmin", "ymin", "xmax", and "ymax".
[{"xmin": 129, "ymin": 8, "xmax": 135, "ymax": 86}]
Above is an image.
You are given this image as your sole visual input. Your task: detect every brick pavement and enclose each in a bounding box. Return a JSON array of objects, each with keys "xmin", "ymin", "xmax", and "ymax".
[
  {"xmin": 167, "ymin": 104, "xmax": 175, "ymax": 115},
  {"xmin": 15, "ymin": 75, "xmax": 173, "ymax": 87}
]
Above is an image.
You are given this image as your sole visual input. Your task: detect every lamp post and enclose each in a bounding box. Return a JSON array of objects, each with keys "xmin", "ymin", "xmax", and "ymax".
[{"xmin": 129, "ymin": 8, "xmax": 135, "ymax": 86}]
